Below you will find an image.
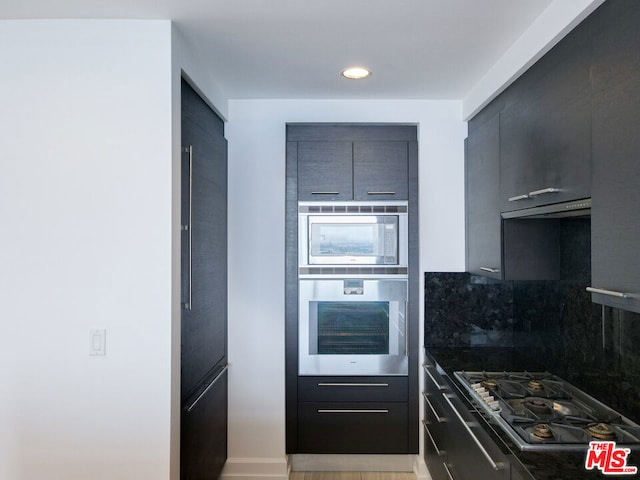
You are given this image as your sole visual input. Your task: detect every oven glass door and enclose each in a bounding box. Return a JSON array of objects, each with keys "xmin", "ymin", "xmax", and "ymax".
[
  {"xmin": 299, "ymin": 278, "xmax": 408, "ymax": 376},
  {"xmin": 315, "ymin": 301, "xmax": 390, "ymax": 355}
]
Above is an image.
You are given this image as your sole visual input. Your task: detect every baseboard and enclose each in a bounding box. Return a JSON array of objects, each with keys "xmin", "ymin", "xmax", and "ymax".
[
  {"xmin": 220, "ymin": 457, "xmax": 290, "ymax": 480},
  {"xmin": 413, "ymin": 456, "xmax": 431, "ymax": 480},
  {"xmin": 289, "ymin": 454, "xmax": 417, "ymax": 472}
]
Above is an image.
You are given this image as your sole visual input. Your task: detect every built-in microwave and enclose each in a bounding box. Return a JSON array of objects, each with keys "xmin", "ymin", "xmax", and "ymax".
[
  {"xmin": 298, "ymin": 202, "xmax": 408, "ymax": 275},
  {"xmin": 298, "ymin": 277, "xmax": 408, "ymax": 376}
]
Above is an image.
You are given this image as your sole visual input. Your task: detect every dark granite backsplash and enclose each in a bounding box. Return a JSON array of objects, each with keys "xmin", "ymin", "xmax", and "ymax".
[{"xmin": 425, "ymin": 217, "xmax": 640, "ymax": 422}]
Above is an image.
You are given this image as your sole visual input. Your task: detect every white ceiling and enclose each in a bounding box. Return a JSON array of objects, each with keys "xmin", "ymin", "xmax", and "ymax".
[{"xmin": 1, "ymin": 0, "xmax": 556, "ymax": 100}]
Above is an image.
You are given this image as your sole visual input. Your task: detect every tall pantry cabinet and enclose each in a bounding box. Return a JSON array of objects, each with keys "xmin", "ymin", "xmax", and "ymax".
[
  {"xmin": 285, "ymin": 124, "xmax": 420, "ymax": 455},
  {"xmin": 180, "ymin": 79, "xmax": 228, "ymax": 480}
]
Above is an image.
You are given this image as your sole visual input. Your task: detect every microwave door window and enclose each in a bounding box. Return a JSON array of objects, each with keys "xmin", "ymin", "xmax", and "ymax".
[{"xmin": 310, "ymin": 224, "xmax": 381, "ymax": 257}]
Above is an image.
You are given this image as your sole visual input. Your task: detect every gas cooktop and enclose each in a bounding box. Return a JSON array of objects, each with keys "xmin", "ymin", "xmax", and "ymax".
[{"xmin": 454, "ymin": 371, "xmax": 640, "ymax": 451}]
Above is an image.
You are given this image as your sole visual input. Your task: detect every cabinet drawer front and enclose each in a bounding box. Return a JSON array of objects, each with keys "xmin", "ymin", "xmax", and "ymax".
[
  {"xmin": 298, "ymin": 376, "xmax": 408, "ymax": 402},
  {"xmin": 439, "ymin": 393, "xmax": 510, "ymax": 480},
  {"xmin": 423, "ymin": 421, "xmax": 449, "ymax": 480},
  {"xmin": 298, "ymin": 402, "xmax": 408, "ymax": 453}
]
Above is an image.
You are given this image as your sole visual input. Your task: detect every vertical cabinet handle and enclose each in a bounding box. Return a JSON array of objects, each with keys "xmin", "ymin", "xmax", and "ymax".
[
  {"xmin": 404, "ymin": 300, "xmax": 409, "ymax": 356},
  {"xmin": 182, "ymin": 145, "xmax": 193, "ymax": 310}
]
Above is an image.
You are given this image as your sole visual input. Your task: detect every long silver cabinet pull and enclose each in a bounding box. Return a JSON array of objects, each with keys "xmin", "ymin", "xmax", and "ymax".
[
  {"xmin": 317, "ymin": 382, "xmax": 389, "ymax": 387},
  {"xmin": 480, "ymin": 267, "xmax": 500, "ymax": 274},
  {"xmin": 529, "ymin": 187, "xmax": 560, "ymax": 197},
  {"xmin": 186, "ymin": 364, "xmax": 228, "ymax": 412},
  {"xmin": 317, "ymin": 409, "xmax": 389, "ymax": 414},
  {"xmin": 424, "ymin": 364, "xmax": 447, "ymax": 390},
  {"xmin": 443, "ymin": 462, "xmax": 455, "ymax": 480},
  {"xmin": 367, "ymin": 191, "xmax": 396, "ymax": 195},
  {"xmin": 311, "ymin": 191, "xmax": 339, "ymax": 195},
  {"xmin": 442, "ymin": 393, "xmax": 503, "ymax": 470},
  {"xmin": 404, "ymin": 300, "xmax": 409, "ymax": 356},
  {"xmin": 508, "ymin": 194, "xmax": 529, "ymax": 202},
  {"xmin": 422, "ymin": 392, "xmax": 445, "ymax": 423},
  {"xmin": 422, "ymin": 420, "xmax": 446, "ymax": 456},
  {"xmin": 183, "ymin": 145, "xmax": 193, "ymax": 311},
  {"xmin": 587, "ymin": 287, "xmax": 631, "ymax": 299}
]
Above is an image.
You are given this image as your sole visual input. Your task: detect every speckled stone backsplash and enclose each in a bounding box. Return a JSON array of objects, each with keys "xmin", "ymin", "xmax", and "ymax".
[{"xmin": 425, "ymin": 217, "xmax": 640, "ymax": 422}]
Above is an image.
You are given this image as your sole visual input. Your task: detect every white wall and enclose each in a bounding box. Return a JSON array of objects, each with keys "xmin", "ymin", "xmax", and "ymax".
[
  {"xmin": 463, "ymin": 0, "xmax": 606, "ymax": 119},
  {"xmin": 224, "ymin": 99, "xmax": 466, "ymax": 477},
  {"xmin": 0, "ymin": 20, "xmax": 174, "ymax": 480}
]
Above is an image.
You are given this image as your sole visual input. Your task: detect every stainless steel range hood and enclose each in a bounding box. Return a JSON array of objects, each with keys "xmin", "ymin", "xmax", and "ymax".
[{"xmin": 501, "ymin": 198, "xmax": 591, "ymax": 219}]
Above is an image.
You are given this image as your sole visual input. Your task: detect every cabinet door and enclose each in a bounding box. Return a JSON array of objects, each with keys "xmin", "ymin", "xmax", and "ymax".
[
  {"xmin": 181, "ymin": 79, "xmax": 228, "ymax": 397},
  {"xmin": 297, "ymin": 401, "xmax": 408, "ymax": 453},
  {"xmin": 466, "ymin": 115, "xmax": 501, "ymax": 279},
  {"xmin": 590, "ymin": 1, "xmax": 640, "ymax": 313},
  {"xmin": 353, "ymin": 141, "xmax": 409, "ymax": 200},
  {"xmin": 181, "ymin": 368, "xmax": 228, "ymax": 480},
  {"xmin": 500, "ymin": 26, "xmax": 591, "ymax": 212},
  {"xmin": 298, "ymin": 376, "xmax": 407, "ymax": 402},
  {"xmin": 297, "ymin": 141, "xmax": 353, "ymax": 201}
]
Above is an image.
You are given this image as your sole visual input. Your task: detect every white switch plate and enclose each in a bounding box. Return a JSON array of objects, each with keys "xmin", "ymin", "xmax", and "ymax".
[{"xmin": 90, "ymin": 329, "xmax": 106, "ymax": 356}]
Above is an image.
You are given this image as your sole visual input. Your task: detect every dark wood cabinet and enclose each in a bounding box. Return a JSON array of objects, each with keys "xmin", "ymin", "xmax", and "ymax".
[
  {"xmin": 298, "ymin": 402, "xmax": 408, "ymax": 454},
  {"xmin": 181, "ymin": 368, "xmax": 228, "ymax": 480},
  {"xmin": 466, "ymin": 114, "xmax": 501, "ymax": 279},
  {"xmin": 499, "ymin": 23, "xmax": 591, "ymax": 213},
  {"xmin": 422, "ymin": 360, "xmax": 510, "ymax": 480},
  {"xmin": 291, "ymin": 124, "xmax": 413, "ymax": 201},
  {"xmin": 590, "ymin": 0, "xmax": 640, "ymax": 313},
  {"xmin": 297, "ymin": 141, "xmax": 353, "ymax": 201},
  {"xmin": 181, "ymin": 79, "xmax": 228, "ymax": 479},
  {"xmin": 353, "ymin": 141, "xmax": 409, "ymax": 200},
  {"xmin": 298, "ymin": 376, "xmax": 408, "ymax": 402},
  {"xmin": 466, "ymin": 114, "xmax": 561, "ymax": 281},
  {"xmin": 285, "ymin": 124, "xmax": 419, "ymax": 455},
  {"xmin": 297, "ymin": 376, "xmax": 409, "ymax": 453}
]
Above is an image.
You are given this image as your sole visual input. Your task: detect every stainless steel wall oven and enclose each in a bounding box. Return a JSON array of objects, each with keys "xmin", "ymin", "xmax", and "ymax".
[{"xmin": 298, "ymin": 275, "xmax": 408, "ymax": 376}]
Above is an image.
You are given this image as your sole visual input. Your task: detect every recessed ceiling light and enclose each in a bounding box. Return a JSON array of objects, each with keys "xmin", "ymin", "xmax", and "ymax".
[{"xmin": 341, "ymin": 67, "xmax": 372, "ymax": 80}]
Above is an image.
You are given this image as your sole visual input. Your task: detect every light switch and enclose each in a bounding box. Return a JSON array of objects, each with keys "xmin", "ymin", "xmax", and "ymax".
[{"xmin": 90, "ymin": 329, "xmax": 106, "ymax": 356}]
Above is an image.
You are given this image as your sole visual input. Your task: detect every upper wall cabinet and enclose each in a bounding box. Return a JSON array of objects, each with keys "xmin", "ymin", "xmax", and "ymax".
[
  {"xmin": 353, "ymin": 141, "xmax": 409, "ymax": 200},
  {"xmin": 589, "ymin": 1, "xmax": 640, "ymax": 313},
  {"xmin": 290, "ymin": 124, "xmax": 414, "ymax": 202},
  {"xmin": 499, "ymin": 25, "xmax": 592, "ymax": 213},
  {"xmin": 466, "ymin": 113, "xmax": 561, "ymax": 281},
  {"xmin": 297, "ymin": 141, "xmax": 354, "ymax": 201},
  {"xmin": 466, "ymin": 114, "xmax": 501, "ymax": 279}
]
